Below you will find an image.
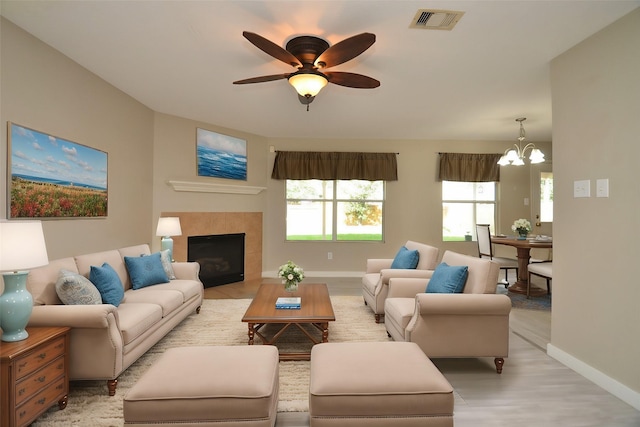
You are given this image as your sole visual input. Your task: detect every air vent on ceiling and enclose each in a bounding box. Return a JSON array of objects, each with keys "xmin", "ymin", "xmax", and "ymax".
[{"xmin": 410, "ymin": 9, "xmax": 465, "ymax": 31}]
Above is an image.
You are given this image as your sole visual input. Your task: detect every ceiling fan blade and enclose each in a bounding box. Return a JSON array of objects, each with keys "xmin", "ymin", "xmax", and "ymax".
[
  {"xmin": 233, "ymin": 74, "xmax": 290, "ymax": 85},
  {"xmin": 315, "ymin": 33, "xmax": 376, "ymax": 69},
  {"xmin": 325, "ymin": 71, "xmax": 380, "ymax": 89},
  {"xmin": 242, "ymin": 31, "xmax": 301, "ymax": 67}
]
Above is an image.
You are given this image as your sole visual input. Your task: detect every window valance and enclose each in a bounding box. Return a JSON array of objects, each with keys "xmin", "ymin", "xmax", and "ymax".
[
  {"xmin": 271, "ymin": 151, "xmax": 398, "ymax": 181},
  {"xmin": 438, "ymin": 153, "xmax": 502, "ymax": 182}
]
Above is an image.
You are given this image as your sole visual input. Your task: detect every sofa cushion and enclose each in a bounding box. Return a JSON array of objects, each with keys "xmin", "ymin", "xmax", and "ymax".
[
  {"xmin": 159, "ymin": 250, "xmax": 176, "ymax": 280},
  {"xmin": 27, "ymin": 257, "xmax": 77, "ymax": 305},
  {"xmin": 116, "ymin": 303, "xmax": 163, "ymax": 346},
  {"xmin": 426, "ymin": 262, "xmax": 468, "ymax": 294},
  {"xmin": 384, "ymin": 297, "xmax": 416, "ymax": 340},
  {"xmin": 76, "ymin": 250, "xmax": 128, "ymax": 290},
  {"xmin": 390, "ymin": 246, "xmax": 420, "ymax": 269},
  {"xmin": 55, "ymin": 269, "xmax": 102, "ymax": 305},
  {"xmin": 122, "ymin": 289, "xmax": 184, "ymax": 317},
  {"xmin": 134, "ymin": 280, "xmax": 202, "ymax": 303},
  {"xmin": 90, "ymin": 263, "xmax": 125, "ymax": 306},
  {"xmin": 125, "ymin": 253, "xmax": 170, "ymax": 290}
]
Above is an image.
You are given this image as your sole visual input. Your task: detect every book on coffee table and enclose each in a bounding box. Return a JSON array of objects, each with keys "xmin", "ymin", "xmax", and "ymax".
[{"xmin": 275, "ymin": 297, "xmax": 301, "ymax": 309}]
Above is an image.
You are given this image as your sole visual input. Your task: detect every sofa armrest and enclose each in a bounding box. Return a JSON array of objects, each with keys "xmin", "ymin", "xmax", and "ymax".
[
  {"xmin": 387, "ymin": 278, "xmax": 431, "ymax": 298},
  {"xmin": 380, "ymin": 268, "xmax": 434, "ymax": 286},
  {"xmin": 415, "ymin": 293, "xmax": 512, "ymax": 315},
  {"xmin": 366, "ymin": 259, "xmax": 394, "ymax": 274},
  {"xmin": 29, "ymin": 304, "xmax": 119, "ymax": 329},
  {"xmin": 171, "ymin": 262, "xmax": 201, "ymax": 281}
]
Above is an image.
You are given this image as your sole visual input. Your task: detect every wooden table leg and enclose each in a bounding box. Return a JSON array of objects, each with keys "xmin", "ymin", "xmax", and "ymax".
[
  {"xmin": 247, "ymin": 323, "xmax": 255, "ymax": 345},
  {"xmin": 321, "ymin": 322, "xmax": 329, "ymax": 343},
  {"xmin": 508, "ymin": 247, "xmax": 546, "ymax": 296}
]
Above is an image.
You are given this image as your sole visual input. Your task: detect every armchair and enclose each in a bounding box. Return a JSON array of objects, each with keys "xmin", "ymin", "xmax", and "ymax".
[
  {"xmin": 362, "ymin": 240, "xmax": 439, "ymax": 323},
  {"xmin": 384, "ymin": 250, "xmax": 511, "ymax": 373}
]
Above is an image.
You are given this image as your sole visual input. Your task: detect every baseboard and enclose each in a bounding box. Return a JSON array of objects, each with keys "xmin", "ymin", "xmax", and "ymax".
[
  {"xmin": 262, "ymin": 271, "xmax": 364, "ymax": 279},
  {"xmin": 547, "ymin": 343, "xmax": 640, "ymax": 411}
]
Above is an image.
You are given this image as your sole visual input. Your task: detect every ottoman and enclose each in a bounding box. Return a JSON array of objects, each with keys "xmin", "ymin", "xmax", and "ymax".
[
  {"xmin": 309, "ymin": 342, "xmax": 454, "ymax": 427},
  {"xmin": 123, "ymin": 346, "xmax": 279, "ymax": 427}
]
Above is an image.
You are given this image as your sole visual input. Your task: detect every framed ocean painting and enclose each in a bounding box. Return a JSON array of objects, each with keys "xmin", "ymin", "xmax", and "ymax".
[
  {"xmin": 7, "ymin": 122, "xmax": 108, "ymax": 218},
  {"xmin": 196, "ymin": 128, "xmax": 247, "ymax": 180}
]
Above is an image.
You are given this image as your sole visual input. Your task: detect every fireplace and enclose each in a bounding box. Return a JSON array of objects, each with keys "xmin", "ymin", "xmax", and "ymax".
[{"xmin": 188, "ymin": 233, "xmax": 245, "ymax": 288}]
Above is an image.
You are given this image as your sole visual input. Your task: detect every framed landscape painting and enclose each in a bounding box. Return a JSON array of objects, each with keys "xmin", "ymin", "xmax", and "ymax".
[
  {"xmin": 7, "ymin": 122, "xmax": 108, "ymax": 218},
  {"xmin": 196, "ymin": 128, "xmax": 247, "ymax": 180}
]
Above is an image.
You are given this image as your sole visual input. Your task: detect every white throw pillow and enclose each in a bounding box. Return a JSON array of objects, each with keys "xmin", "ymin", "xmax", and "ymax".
[{"xmin": 55, "ymin": 269, "xmax": 102, "ymax": 305}]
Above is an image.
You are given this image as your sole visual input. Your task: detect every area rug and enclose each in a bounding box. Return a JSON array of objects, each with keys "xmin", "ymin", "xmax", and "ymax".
[
  {"xmin": 498, "ymin": 286, "xmax": 551, "ymax": 311},
  {"xmin": 33, "ymin": 296, "xmax": 390, "ymax": 426}
]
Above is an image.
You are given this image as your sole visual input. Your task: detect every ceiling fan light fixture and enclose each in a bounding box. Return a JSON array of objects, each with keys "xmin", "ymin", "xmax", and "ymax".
[{"xmin": 288, "ymin": 71, "xmax": 328, "ymax": 98}]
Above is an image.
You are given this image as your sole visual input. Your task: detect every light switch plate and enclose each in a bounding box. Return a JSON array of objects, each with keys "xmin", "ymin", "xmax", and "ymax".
[
  {"xmin": 596, "ymin": 179, "xmax": 609, "ymax": 197},
  {"xmin": 574, "ymin": 180, "xmax": 591, "ymax": 198}
]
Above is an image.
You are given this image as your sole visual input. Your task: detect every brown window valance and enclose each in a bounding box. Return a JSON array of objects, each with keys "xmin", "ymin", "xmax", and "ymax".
[
  {"xmin": 271, "ymin": 151, "xmax": 398, "ymax": 181},
  {"xmin": 438, "ymin": 153, "xmax": 502, "ymax": 182}
]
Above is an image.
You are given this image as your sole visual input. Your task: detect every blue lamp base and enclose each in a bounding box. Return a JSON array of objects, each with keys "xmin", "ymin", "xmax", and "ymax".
[
  {"xmin": 160, "ymin": 236, "xmax": 174, "ymax": 262},
  {"xmin": 0, "ymin": 271, "xmax": 33, "ymax": 342}
]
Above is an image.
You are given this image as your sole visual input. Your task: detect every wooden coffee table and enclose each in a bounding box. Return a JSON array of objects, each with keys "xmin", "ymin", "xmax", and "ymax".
[{"xmin": 241, "ymin": 283, "xmax": 336, "ymax": 361}]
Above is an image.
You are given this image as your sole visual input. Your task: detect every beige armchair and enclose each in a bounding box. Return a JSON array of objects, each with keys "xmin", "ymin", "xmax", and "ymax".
[
  {"xmin": 384, "ymin": 250, "xmax": 511, "ymax": 373},
  {"xmin": 362, "ymin": 241, "xmax": 439, "ymax": 323}
]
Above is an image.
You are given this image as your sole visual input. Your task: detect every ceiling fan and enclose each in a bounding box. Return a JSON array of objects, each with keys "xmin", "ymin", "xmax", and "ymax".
[{"xmin": 233, "ymin": 31, "xmax": 380, "ymax": 109}]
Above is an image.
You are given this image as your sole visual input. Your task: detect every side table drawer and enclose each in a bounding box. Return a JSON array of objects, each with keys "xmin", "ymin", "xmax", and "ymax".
[
  {"xmin": 15, "ymin": 375, "xmax": 66, "ymax": 427},
  {"xmin": 15, "ymin": 336, "xmax": 65, "ymax": 380},
  {"xmin": 15, "ymin": 355, "xmax": 66, "ymax": 406}
]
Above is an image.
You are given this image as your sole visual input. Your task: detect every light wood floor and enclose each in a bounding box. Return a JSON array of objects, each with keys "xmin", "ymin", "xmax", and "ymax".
[{"xmin": 205, "ymin": 277, "xmax": 640, "ymax": 427}]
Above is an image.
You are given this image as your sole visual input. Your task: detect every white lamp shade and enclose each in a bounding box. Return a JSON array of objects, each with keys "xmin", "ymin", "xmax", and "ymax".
[
  {"xmin": 156, "ymin": 217, "xmax": 182, "ymax": 237},
  {"xmin": 505, "ymin": 149, "xmax": 519, "ymax": 162},
  {"xmin": 288, "ymin": 73, "xmax": 328, "ymax": 97},
  {"xmin": 0, "ymin": 221, "xmax": 49, "ymax": 271}
]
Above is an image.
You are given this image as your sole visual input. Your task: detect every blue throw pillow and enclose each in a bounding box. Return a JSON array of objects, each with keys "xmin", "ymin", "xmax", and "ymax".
[
  {"xmin": 426, "ymin": 262, "xmax": 469, "ymax": 293},
  {"xmin": 390, "ymin": 246, "xmax": 420, "ymax": 269},
  {"xmin": 89, "ymin": 263, "xmax": 125, "ymax": 306},
  {"xmin": 125, "ymin": 252, "xmax": 170, "ymax": 290}
]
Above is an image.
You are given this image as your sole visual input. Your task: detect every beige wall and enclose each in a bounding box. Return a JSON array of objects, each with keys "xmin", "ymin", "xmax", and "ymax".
[
  {"xmin": 0, "ymin": 18, "xmax": 154, "ymax": 259},
  {"xmin": 264, "ymin": 138, "xmax": 551, "ymax": 273},
  {"xmin": 550, "ymin": 8, "xmax": 640, "ymax": 402},
  {"xmin": 150, "ymin": 113, "xmax": 269, "ymax": 252}
]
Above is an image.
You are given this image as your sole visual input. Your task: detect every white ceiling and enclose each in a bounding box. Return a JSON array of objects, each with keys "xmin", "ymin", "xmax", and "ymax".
[{"xmin": 1, "ymin": 1, "xmax": 638, "ymax": 143}]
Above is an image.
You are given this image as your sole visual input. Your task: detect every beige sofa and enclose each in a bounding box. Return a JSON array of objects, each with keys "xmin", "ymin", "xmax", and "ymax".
[
  {"xmin": 362, "ymin": 240, "xmax": 439, "ymax": 323},
  {"xmin": 24, "ymin": 244, "xmax": 204, "ymax": 395},
  {"xmin": 384, "ymin": 250, "xmax": 511, "ymax": 373}
]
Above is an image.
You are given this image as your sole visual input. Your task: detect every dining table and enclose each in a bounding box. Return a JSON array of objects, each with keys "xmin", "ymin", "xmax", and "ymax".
[{"xmin": 490, "ymin": 236, "xmax": 552, "ymax": 297}]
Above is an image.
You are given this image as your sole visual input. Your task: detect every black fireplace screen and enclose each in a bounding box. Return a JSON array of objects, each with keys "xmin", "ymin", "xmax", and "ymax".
[{"xmin": 187, "ymin": 233, "xmax": 245, "ymax": 287}]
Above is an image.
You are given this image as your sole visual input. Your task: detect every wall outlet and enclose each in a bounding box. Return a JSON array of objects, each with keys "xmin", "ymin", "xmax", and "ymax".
[{"xmin": 327, "ymin": 252, "xmax": 333, "ymax": 260}]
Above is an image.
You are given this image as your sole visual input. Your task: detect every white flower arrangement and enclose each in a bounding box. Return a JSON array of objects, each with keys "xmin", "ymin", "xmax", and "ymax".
[
  {"xmin": 278, "ymin": 260, "xmax": 304, "ymax": 284},
  {"xmin": 511, "ymin": 218, "xmax": 532, "ymax": 235}
]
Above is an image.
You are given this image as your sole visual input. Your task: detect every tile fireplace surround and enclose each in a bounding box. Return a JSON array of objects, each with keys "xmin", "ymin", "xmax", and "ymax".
[{"xmin": 161, "ymin": 212, "xmax": 263, "ymax": 283}]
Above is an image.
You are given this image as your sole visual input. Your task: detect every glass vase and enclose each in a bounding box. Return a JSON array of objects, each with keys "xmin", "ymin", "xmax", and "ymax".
[{"xmin": 284, "ymin": 281, "xmax": 299, "ymax": 292}]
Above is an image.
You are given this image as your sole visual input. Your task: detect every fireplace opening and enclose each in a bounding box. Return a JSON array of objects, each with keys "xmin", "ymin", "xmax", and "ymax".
[{"xmin": 188, "ymin": 233, "xmax": 245, "ymax": 288}]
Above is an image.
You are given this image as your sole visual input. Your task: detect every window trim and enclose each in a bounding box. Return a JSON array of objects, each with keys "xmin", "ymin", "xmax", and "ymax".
[{"xmin": 285, "ymin": 179, "xmax": 385, "ymax": 242}]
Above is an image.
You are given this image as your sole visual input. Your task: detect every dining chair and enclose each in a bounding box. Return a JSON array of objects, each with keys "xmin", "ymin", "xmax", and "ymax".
[
  {"xmin": 527, "ymin": 261, "xmax": 552, "ymax": 298},
  {"xmin": 475, "ymin": 224, "xmax": 518, "ymax": 286}
]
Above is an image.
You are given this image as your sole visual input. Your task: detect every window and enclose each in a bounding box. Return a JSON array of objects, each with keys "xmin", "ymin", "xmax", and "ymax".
[
  {"xmin": 442, "ymin": 181, "xmax": 496, "ymax": 241},
  {"xmin": 539, "ymin": 172, "xmax": 553, "ymax": 222},
  {"xmin": 285, "ymin": 180, "xmax": 384, "ymax": 241}
]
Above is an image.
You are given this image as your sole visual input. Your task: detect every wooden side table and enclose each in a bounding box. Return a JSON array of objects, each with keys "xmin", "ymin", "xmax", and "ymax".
[{"xmin": 1, "ymin": 326, "xmax": 70, "ymax": 427}]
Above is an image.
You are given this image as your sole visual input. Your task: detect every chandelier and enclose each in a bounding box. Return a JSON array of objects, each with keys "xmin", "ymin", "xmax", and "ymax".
[{"xmin": 497, "ymin": 118, "xmax": 545, "ymax": 166}]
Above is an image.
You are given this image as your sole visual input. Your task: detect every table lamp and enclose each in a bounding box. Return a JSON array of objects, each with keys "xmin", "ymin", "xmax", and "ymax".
[
  {"xmin": 0, "ymin": 220, "xmax": 49, "ymax": 342},
  {"xmin": 156, "ymin": 217, "xmax": 182, "ymax": 262}
]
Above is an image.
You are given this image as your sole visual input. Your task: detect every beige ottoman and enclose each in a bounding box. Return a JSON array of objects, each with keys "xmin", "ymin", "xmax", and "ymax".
[
  {"xmin": 123, "ymin": 346, "xmax": 279, "ymax": 427},
  {"xmin": 310, "ymin": 342, "xmax": 454, "ymax": 427}
]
